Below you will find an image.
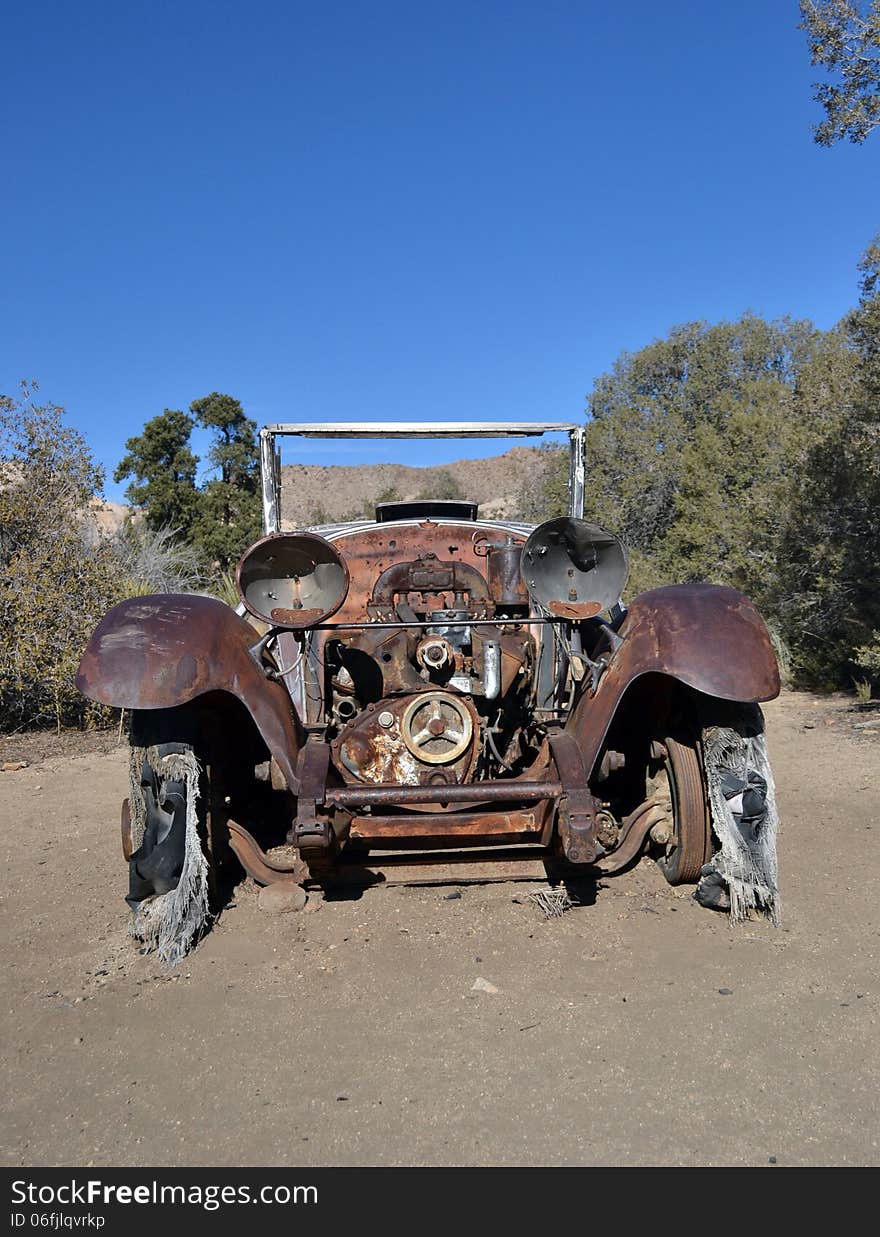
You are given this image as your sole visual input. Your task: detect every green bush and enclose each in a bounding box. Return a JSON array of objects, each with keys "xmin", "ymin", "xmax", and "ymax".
[
  {"xmin": 0, "ymin": 388, "xmax": 121, "ymax": 729},
  {"xmin": 0, "ymin": 387, "xmax": 208, "ymax": 731},
  {"xmin": 528, "ymin": 267, "xmax": 879, "ymax": 690}
]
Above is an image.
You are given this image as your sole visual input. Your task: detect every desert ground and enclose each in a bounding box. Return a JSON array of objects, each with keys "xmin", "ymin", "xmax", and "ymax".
[{"xmin": 1, "ymin": 691, "xmax": 877, "ymax": 1168}]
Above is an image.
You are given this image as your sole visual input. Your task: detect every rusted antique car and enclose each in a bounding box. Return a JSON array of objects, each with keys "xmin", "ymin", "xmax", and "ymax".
[{"xmin": 77, "ymin": 422, "xmax": 781, "ymax": 961}]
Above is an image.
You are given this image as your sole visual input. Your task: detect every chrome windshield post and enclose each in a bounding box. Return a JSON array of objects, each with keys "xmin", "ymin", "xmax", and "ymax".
[{"xmin": 568, "ymin": 425, "xmax": 585, "ymax": 519}]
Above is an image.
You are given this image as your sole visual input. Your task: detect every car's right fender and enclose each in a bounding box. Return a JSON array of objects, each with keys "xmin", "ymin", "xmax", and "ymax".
[{"xmin": 76, "ymin": 594, "xmax": 305, "ymax": 793}]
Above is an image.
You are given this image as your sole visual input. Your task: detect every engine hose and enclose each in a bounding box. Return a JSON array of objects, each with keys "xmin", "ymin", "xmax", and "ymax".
[{"xmin": 486, "ymin": 724, "xmax": 513, "ymax": 772}]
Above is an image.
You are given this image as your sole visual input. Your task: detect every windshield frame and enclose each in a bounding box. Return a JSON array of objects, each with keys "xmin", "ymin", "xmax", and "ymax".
[{"xmin": 257, "ymin": 420, "xmax": 585, "ymax": 533}]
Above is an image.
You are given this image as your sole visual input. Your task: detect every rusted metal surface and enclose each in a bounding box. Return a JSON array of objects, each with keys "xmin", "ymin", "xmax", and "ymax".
[
  {"xmin": 565, "ymin": 583, "xmax": 780, "ymax": 782},
  {"xmin": 318, "ymin": 521, "xmax": 528, "ymax": 628},
  {"xmin": 400, "ymin": 693, "xmax": 474, "ymax": 764},
  {"xmin": 333, "ymin": 623, "xmax": 445, "ymax": 697},
  {"xmin": 415, "ymin": 635, "xmax": 454, "ymax": 672},
  {"xmin": 269, "ymin": 606, "xmax": 325, "ymax": 626},
  {"xmin": 349, "ymin": 811, "xmax": 538, "ymax": 841},
  {"xmin": 547, "ymin": 600, "xmax": 603, "ymax": 619},
  {"xmin": 594, "ymin": 801, "xmax": 667, "ymax": 875},
  {"xmin": 121, "ymin": 798, "xmax": 132, "ymax": 862},
  {"xmin": 326, "ymin": 780, "xmax": 561, "ymax": 807},
  {"xmin": 81, "ymin": 431, "xmax": 781, "ymax": 907},
  {"xmin": 621, "ymin": 584, "xmax": 779, "ymax": 702},
  {"xmin": 371, "ymin": 556, "xmax": 491, "ymax": 612},
  {"xmin": 76, "ymin": 593, "xmax": 306, "ymax": 795},
  {"xmin": 290, "ymin": 737, "xmax": 333, "ymax": 847},
  {"xmin": 332, "ymin": 693, "xmax": 480, "ymax": 787},
  {"xmin": 227, "ymin": 819, "xmax": 308, "ymax": 886},
  {"xmin": 548, "ymin": 731, "xmax": 602, "ymax": 864},
  {"xmin": 337, "ymin": 622, "xmax": 533, "ymax": 706},
  {"xmin": 318, "ymin": 615, "xmax": 563, "ymax": 630},
  {"xmin": 480, "ymin": 538, "xmax": 528, "ymax": 607}
]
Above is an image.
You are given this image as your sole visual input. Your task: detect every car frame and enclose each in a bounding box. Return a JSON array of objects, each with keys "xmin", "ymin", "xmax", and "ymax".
[{"xmin": 77, "ymin": 420, "xmax": 781, "ymax": 961}]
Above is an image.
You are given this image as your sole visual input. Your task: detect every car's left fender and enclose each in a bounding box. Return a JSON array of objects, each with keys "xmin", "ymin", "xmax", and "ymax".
[{"xmin": 564, "ymin": 582, "xmax": 780, "ymax": 778}]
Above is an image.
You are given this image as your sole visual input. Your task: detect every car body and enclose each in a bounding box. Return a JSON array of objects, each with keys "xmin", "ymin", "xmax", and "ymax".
[{"xmin": 77, "ymin": 422, "xmax": 781, "ymax": 959}]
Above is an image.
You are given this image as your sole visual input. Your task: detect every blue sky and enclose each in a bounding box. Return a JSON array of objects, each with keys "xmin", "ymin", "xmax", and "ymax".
[{"xmin": 2, "ymin": 1, "xmax": 878, "ymax": 498}]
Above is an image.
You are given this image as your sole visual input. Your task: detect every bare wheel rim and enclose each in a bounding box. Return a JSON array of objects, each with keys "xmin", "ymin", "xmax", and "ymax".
[{"xmin": 654, "ymin": 734, "xmax": 710, "ymax": 885}]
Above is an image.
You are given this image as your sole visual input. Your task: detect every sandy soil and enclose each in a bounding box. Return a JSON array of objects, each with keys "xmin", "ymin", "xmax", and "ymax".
[{"xmin": 1, "ymin": 692, "xmax": 877, "ymax": 1168}]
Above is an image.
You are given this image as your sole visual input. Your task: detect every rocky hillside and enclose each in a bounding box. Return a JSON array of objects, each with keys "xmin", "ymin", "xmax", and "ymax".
[
  {"xmin": 86, "ymin": 497, "xmax": 131, "ymax": 536},
  {"xmin": 280, "ymin": 445, "xmax": 552, "ymax": 526},
  {"xmin": 83, "ymin": 445, "xmax": 563, "ymax": 533}
]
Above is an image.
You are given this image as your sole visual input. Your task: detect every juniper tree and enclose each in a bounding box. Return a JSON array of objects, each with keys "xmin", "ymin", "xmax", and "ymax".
[
  {"xmin": 190, "ymin": 392, "xmax": 261, "ymax": 572},
  {"xmin": 800, "ymin": 1, "xmax": 880, "ymax": 145},
  {"xmin": 114, "ymin": 409, "xmax": 200, "ymax": 539}
]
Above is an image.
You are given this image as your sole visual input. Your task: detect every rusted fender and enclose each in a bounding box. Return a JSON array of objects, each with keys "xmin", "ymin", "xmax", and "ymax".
[
  {"xmin": 76, "ymin": 594, "xmax": 304, "ymax": 792},
  {"xmin": 566, "ymin": 583, "xmax": 779, "ymax": 777}
]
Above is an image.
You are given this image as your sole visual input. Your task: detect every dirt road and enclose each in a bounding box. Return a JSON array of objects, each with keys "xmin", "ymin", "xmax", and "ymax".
[{"xmin": 1, "ymin": 692, "xmax": 877, "ymax": 1167}]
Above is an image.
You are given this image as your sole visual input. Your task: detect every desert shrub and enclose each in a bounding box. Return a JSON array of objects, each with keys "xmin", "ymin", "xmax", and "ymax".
[
  {"xmin": 853, "ymin": 633, "xmax": 880, "ymax": 698},
  {"xmin": 373, "ymin": 485, "xmax": 402, "ymax": 507},
  {"xmin": 516, "ymin": 444, "xmax": 569, "ymax": 522},
  {"xmin": 305, "ymin": 503, "xmax": 331, "ymax": 526},
  {"xmin": 0, "ymin": 387, "xmax": 124, "ymax": 729},
  {"xmin": 773, "ymin": 238, "xmax": 880, "ymax": 687},
  {"xmin": 527, "ymin": 295, "xmax": 879, "ymax": 689},
  {"xmin": 111, "ymin": 521, "xmax": 205, "ymax": 595},
  {"xmin": 418, "ymin": 468, "xmax": 465, "ymax": 500},
  {"xmin": 0, "ymin": 388, "xmax": 208, "ymax": 731},
  {"xmin": 211, "ymin": 568, "xmax": 241, "ymax": 610}
]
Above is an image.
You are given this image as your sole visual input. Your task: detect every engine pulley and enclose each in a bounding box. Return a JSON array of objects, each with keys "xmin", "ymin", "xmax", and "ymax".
[{"xmin": 400, "ymin": 692, "xmax": 474, "ymax": 765}]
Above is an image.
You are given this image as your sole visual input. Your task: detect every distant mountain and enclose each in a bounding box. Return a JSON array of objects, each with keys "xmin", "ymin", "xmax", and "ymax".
[
  {"xmin": 79, "ymin": 444, "xmax": 560, "ymax": 537},
  {"xmin": 86, "ymin": 497, "xmax": 131, "ymax": 536},
  {"xmin": 280, "ymin": 445, "xmax": 551, "ymax": 527}
]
